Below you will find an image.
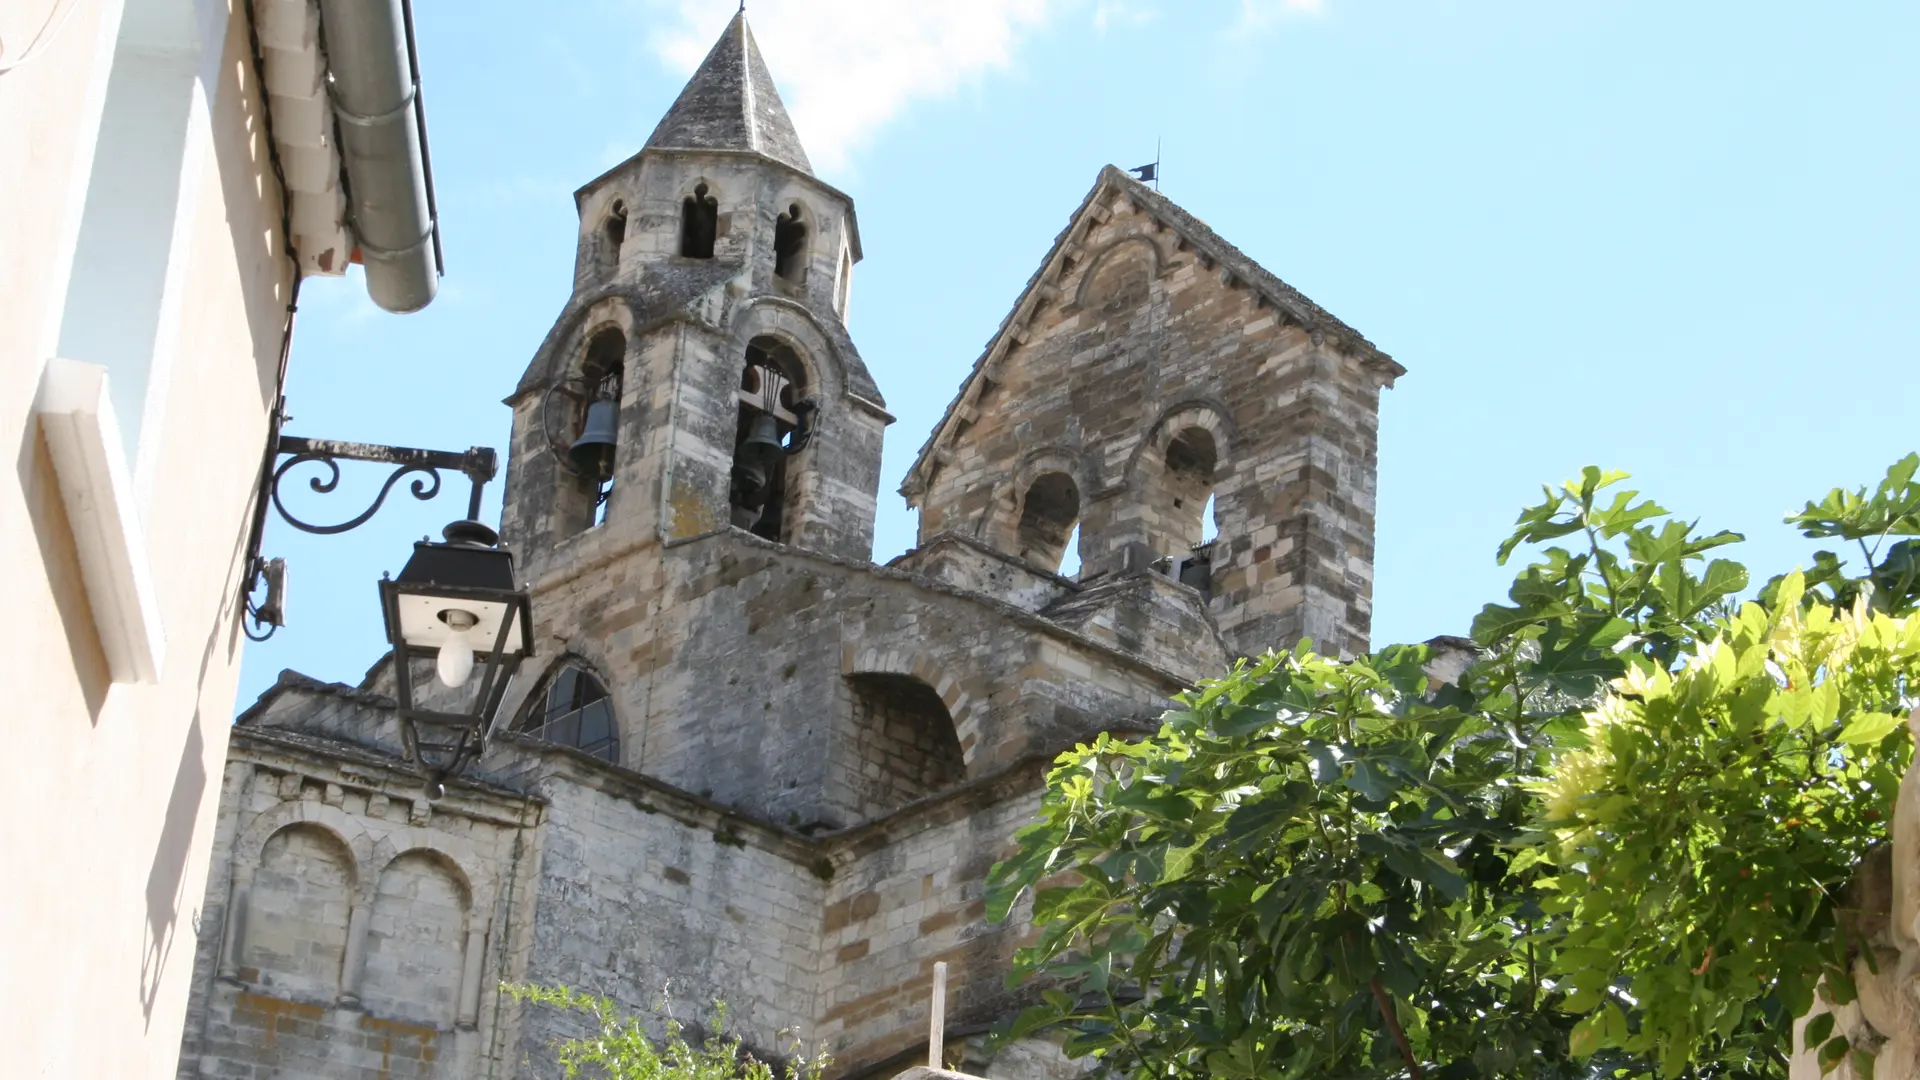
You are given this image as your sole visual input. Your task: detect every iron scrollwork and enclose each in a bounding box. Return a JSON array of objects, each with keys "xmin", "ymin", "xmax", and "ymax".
[{"xmin": 243, "ymin": 435, "xmax": 499, "ymax": 641}]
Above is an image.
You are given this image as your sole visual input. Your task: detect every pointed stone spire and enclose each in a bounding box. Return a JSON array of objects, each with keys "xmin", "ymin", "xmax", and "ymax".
[{"xmin": 644, "ymin": 12, "xmax": 813, "ymax": 176}]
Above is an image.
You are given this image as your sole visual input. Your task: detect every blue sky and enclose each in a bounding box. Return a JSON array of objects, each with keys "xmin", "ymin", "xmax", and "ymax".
[{"xmin": 236, "ymin": 0, "xmax": 1919, "ymax": 708}]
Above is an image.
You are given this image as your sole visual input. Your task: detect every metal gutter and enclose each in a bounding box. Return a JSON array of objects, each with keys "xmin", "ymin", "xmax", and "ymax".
[{"xmin": 318, "ymin": 0, "xmax": 441, "ymax": 312}]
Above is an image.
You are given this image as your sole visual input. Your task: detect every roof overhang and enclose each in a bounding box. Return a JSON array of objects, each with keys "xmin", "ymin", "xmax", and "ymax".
[{"xmin": 255, "ymin": 0, "xmax": 443, "ymax": 311}]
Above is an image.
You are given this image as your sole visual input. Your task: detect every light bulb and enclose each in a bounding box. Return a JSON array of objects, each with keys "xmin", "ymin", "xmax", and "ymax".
[
  {"xmin": 434, "ymin": 608, "xmax": 479, "ymax": 688},
  {"xmin": 436, "ymin": 634, "xmax": 474, "ymax": 687}
]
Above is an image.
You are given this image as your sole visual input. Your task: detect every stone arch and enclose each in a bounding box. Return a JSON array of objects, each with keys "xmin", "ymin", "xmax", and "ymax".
[
  {"xmin": 1141, "ymin": 399, "xmax": 1240, "ymax": 551},
  {"xmin": 1118, "ymin": 400, "xmax": 1238, "ymax": 581},
  {"xmin": 729, "ymin": 298, "xmax": 842, "ymax": 400},
  {"xmin": 1135, "ymin": 399, "xmax": 1236, "ymax": 469},
  {"xmin": 236, "ymin": 797, "xmax": 376, "ymax": 902},
  {"xmin": 1072, "ymin": 235, "xmax": 1163, "ymax": 313},
  {"xmin": 551, "ymin": 319, "xmax": 629, "ymax": 534},
  {"xmin": 367, "ymin": 830, "xmax": 492, "ymax": 909},
  {"xmin": 843, "ymin": 646, "xmax": 985, "ymax": 771},
  {"xmin": 999, "ymin": 447, "xmax": 1086, "ymax": 571},
  {"xmin": 361, "ymin": 847, "xmax": 472, "ymax": 1025},
  {"xmin": 521, "ymin": 294, "xmax": 637, "ymax": 397}
]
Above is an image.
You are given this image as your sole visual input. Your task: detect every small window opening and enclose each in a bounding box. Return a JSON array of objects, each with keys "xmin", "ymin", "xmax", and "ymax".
[
  {"xmin": 522, "ymin": 664, "xmax": 618, "ymax": 764},
  {"xmin": 773, "ymin": 204, "xmax": 807, "ymax": 281},
  {"xmin": 597, "ymin": 201, "xmax": 627, "ymax": 278},
  {"xmin": 730, "ymin": 338, "xmax": 806, "ymax": 541},
  {"xmin": 680, "ymin": 183, "xmax": 717, "ymax": 258},
  {"xmin": 1016, "ymin": 472, "xmax": 1080, "ymax": 572}
]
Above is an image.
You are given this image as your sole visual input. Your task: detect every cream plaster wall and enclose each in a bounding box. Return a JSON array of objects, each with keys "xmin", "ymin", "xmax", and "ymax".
[{"xmin": 0, "ymin": 0, "xmax": 291, "ymax": 1075}]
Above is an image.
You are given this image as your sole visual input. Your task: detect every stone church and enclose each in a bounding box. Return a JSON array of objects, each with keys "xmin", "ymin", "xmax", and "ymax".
[{"xmin": 176, "ymin": 13, "xmax": 1401, "ymax": 1079}]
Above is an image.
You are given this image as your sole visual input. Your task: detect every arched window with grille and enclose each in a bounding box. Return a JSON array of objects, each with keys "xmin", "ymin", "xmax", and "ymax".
[{"xmin": 520, "ymin": 663, "xmax": 617, "ymax": 763}]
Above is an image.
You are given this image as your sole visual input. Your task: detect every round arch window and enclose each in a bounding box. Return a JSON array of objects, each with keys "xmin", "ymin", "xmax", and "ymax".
[{"xmin": 522, "ymin": 663, "xmax": 617, "ymax": 763}]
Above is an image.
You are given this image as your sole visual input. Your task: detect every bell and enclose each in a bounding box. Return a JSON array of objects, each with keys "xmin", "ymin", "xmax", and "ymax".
[
  {"xmin": 568, "ymin": 399, "xmax": 619, "ymax": 481},
  {"xmin": 732, "ymin": 459, "xmax": 771, "ymax": 508},
  {"xmin": 740, "ymin": 411, "xmax": 784, "ymax": 464}
]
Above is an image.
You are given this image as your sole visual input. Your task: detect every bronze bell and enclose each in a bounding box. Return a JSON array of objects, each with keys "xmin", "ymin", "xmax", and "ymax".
[
  {"xmin": 740, "ymin": 411, "xmax": 784, "ymax": 464},
  {"xmin": 568, "ymin": 399, "xmax": 619, "ymax": 481}
]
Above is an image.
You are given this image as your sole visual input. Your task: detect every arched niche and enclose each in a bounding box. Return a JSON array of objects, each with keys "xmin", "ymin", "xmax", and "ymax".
[
  {"xmin": 360, "ymin": 849, "xmax": 471, "ymax": 1025},
  {"xmin": 841, "ymin": 673, "xmax": 966, "ymax": 818},
  {"xmin": 594, "ymin": 198, "xmax": 627, "ymax": 280},
  {"xmin": 243, "ymin": 822, "xmax": 357, "ymax": 997},
  {"xmin": 843, "ymin": 647, "xmax": 986, "ymax": 772},
  {"xmin": 1073, "ymin": 235, "xmax": 1162, "ymax": 314},
  {"xmin": 773, "ymin": 199, "xmax": 810, "ymax": 282}
]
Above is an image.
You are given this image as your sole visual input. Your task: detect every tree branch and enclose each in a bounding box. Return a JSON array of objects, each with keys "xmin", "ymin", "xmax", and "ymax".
[{"xmin": 1370, "ymin": 978, "xmax": 1424, "ymax": 1080}]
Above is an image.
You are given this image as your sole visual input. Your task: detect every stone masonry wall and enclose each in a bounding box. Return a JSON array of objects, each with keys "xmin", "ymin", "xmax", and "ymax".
[
  {"xmin": 507, "ymin": 757, "xmax": 828, "ymax": 1077},
  {"xmin": 496, "ymin": 531, "xmax": 1183, "ymax": 832},
  {"xmin": 815, "ymin": 775, "xmax": 1049, "ymax": 1075},
  {"xmin": 910, "ymin": 171, "xmax": 1396, "ymax": 659},
  {"xmin": 177, "ymin": 731, "xmax": 536, "ymax": 1080}
]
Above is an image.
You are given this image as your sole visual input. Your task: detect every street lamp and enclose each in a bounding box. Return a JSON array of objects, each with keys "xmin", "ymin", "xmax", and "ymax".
[
  {"xmin": 378, "ymin": 519, "xmax": 533, "ymax": 795},
  {"xmin": 242, "ymin": 410, "xmax": 536, "ymax": 791}
]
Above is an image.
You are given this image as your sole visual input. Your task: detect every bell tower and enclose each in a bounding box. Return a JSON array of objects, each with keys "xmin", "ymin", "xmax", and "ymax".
[{"xmin": 499, "ymin": 12, "xmax": 890, "ymax": 582}]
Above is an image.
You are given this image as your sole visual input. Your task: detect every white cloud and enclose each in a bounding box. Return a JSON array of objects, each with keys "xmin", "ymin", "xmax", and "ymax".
[
  {"xmin": 641, "ymin": 0, "xmax": 1063, "ymax": 172},
  {"xmin": 634, "ymin": 0, "xmax": 1328, "ymax": 172}
]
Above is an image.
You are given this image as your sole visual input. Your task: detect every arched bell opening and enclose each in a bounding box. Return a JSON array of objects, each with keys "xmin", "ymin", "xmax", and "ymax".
[
  {"xmin": 1146, "ymin": 426, "xmax": 1219, "ymax": 596},
  {"xmin": 1015, "ymin": 471, "xmax": 1080, "ymax": 573},
  {"xmin": 557, "ymin": 329, "xmax": 624, "ymax": 533},
  {"xmin": 729, "ymin": 337, "xmax": 810, "ymax": 543}
]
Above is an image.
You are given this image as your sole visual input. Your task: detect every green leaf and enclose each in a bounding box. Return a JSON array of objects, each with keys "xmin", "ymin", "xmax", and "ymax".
[
  {"xmin": 1839, "ymin": 711, "xmax": 1903, "ymax": 746},
  {"xmin": 1345, "ymin": 760, "xmax": 1396, "ymax": 802},
  {"xmin": 1819, "ymin": 1035, "xmax": 1851, "ymax": 1073},
  {"xmin": 1803, "ymin": 1011, "xmax": 1835, "ymax": 1051}
]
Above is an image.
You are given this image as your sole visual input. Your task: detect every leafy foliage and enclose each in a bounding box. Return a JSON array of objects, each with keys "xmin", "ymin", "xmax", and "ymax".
[
  {"xmin": 501, "ymin": 984, "xmax": 829, "ymax": 1080},
  {"xmin": 987, "ymin": 459, "xmax": 1920, "ymax": 1080},
  {"xmin": 1541, "ymin": 580, "xmax": 1918, "ymax": 1075}
]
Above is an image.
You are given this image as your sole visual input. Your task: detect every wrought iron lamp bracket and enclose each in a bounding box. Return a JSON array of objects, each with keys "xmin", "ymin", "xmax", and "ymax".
[{"xmin": 243, "ymin": 430, "xmax": 500, "ymax": 641}]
